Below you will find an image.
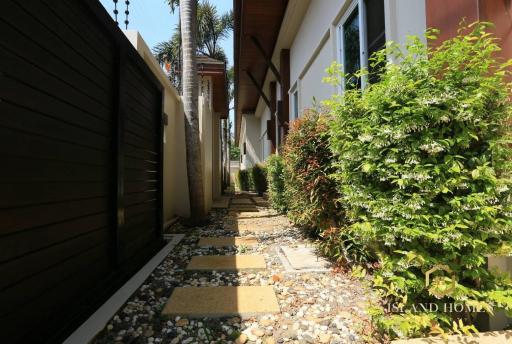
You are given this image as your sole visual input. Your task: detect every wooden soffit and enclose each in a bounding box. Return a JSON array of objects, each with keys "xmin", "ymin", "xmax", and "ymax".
[
  {"xmin": 234, "ymin": 0, "xmax": 288, "ymax": 143},
  {"xmin": 197, "ymin": 56, "xmax": 229, "ymax": 118}
]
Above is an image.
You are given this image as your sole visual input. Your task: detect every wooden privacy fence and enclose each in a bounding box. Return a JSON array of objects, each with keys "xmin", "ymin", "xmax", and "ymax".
[{"xmin": 0, "ymin": 0, "xmax": 165, "ymax": 342}]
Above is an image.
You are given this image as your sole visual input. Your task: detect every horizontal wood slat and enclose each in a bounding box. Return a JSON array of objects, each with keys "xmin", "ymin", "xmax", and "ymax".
[{"xmin": 0, "ymin": 0, "xmax": 164, "ymax": 342}]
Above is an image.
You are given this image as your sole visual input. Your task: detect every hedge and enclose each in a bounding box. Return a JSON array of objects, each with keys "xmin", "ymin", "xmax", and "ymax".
[{"xmin": 267, "ymin": 23, "xmax": 512, "ymax": 339}]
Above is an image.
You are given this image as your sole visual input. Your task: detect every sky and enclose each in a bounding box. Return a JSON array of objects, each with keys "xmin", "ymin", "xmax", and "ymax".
[
  {"xmin": 99, "ymin": 0, "xmax": 235, "ymax": 128},
  {"xmin": 99, "ymin": 0, "xmax": 234, "ymax": 65}
]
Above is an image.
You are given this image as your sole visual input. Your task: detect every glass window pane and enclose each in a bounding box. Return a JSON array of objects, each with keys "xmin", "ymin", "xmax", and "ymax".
[
  {"xmin": 343, "ymin": 8, "xmax": 360, "ymax": 89},
  {"xmin": 293, "ymin": 91, "xmax": 298, "ymax": 119},
  {"xmin": 365, "ymin": 0, "xmax": 386, "ymax": 83}
]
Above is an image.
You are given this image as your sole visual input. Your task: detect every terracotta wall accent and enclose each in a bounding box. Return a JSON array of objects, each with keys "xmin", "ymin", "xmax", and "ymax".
[
  {"xmin": 426, "ymin": 0, "xmax": 478, "ymax": 43},
  {"xmin": 479, "ymin": 0, "xmax": 512, "ymax": 63},
  {"xmin": 426, "ymin": 0, "xmax": 512, "ymax": 62}
]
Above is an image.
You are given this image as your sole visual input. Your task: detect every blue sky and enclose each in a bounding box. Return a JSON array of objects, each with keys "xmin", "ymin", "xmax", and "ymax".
[
  {"xmin": 99, "ymin": 0, "xmax": 234, "ymax": 66},
  {"xmin": 99, "ymin": 0, "xmax": 235, "ymax": 128}
]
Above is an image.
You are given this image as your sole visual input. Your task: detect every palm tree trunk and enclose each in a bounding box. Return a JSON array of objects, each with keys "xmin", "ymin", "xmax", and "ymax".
[{"xmin": 180, "ymin": 0, "xmax": 206, "ymax": 221}]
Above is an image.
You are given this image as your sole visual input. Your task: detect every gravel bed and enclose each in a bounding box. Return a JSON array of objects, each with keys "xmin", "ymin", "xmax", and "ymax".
[{"xmin": 92, "ymin": 204, "xmax": 379, "ymax": 344}]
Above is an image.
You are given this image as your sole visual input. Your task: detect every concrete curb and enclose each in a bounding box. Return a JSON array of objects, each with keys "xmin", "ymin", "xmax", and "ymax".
[{"xmin": 63, "ymin": 234, "xmax": 185, "ymax": 344}]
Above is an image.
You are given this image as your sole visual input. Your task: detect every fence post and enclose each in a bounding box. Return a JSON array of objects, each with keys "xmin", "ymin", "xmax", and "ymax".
[
  {"xmin": 111, "ymin": 45, "xmax": 126, "ymax": 266},
  {"xmin": 157, "ymin": 90, "xmax": 165, "ymax": 239}
]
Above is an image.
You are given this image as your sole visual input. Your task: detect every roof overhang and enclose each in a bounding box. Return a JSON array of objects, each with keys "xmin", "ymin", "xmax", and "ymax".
[
  {"xmin": 234, "ymin": 0, "xmax": 288, "ymax": 144},
  {"xmin": 197, "ymin": 56, "xmax": 229, "ymax": 118}
]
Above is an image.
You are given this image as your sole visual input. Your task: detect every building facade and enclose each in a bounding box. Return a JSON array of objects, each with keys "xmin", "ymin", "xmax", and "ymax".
[{"xmin": 234, "ymin": 0, "xmax": 512, "ymax": 169}]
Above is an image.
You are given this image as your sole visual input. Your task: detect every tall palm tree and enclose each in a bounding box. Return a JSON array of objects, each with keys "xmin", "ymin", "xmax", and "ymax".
[
  {"xmin": 153, "ymin": 29, "xmax": 182, "ymax": 91},
  {"xmin": 181, "ymin": 0, "xmax": 206, "ymax": 221},
  {"xmin": 155, "ymin": 1, "xmax": 233, "ymax": 91}
]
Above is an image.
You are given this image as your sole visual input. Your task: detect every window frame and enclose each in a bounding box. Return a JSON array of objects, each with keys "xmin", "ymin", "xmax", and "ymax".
[
  {"xmin": 292, "ymin": 90, "xmax": 299, "ymax": 120},
  {"xmin": 336, "ymin": 0, "xmax": 368, "ymax": 91},
  {"xmin": 289, "ymin": 82, "xmax": 299, "ymax": 122}
]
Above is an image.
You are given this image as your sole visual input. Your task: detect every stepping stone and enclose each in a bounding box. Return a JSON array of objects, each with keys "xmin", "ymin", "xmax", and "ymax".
[
  {"xmin": 236, "ymin": 222, "xmax": 277, "ymax": 233},
  {"xmin": 278, "ymin": 245, "xmax": 331, "ymax": 272},
  {"xmin": 228, "ymin": 206, "xmax": 259, "ymax": 212},
  {"xmin": 186, "ymin": 255, "xmax": 266, "ymax": 271},
  {"xmin": 228, "ymin": 211, "xmax": 267, "ymax": 218},
  {"xmin": 212, "ymin": 197, "xmax": 230, "ymax": 209},
  {"xmin": 231, "ymin": 198, "xmax": 253, "ymax": 205},
  {"xmin": 198, "ymin": 237, "xmax": 258, "ymax": 247},
  {"xmin": 162, "ymin": 286, "xmax": 280, "ymax": 318},
  {"xmin": 230, "ymin": 204, "xmax": 258, "ymax": 209}
]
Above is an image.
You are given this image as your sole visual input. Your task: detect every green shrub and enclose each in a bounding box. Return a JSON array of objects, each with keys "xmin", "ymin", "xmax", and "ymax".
[
  {"xmin": 282, "ymin": 110, "xmax": 343, "ymax": 232},
  {"xmin": 326, "ymin": 23, "xmax": 512, "ymax": 338},
  {"xmin": 236, "ymin": 169, "xmax": 252, "ymax": 191},
  {"xmin": 230, "ymin": 145, "xmax": 240, "ymax": 160},
  {"xmin": 266, "ymin": 154, "xmax": 287, "ymax": 213},
  {"xmin": 251, "ymin": 164, "xmax": 268, "ymax": 196}
]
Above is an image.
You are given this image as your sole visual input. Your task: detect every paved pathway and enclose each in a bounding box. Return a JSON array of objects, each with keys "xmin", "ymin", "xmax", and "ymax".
[{"xmin": 93, "ymin": 192, "xmax": 376, "ymax": 344}]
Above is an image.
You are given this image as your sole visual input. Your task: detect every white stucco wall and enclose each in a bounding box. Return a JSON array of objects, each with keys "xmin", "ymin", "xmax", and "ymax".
[
  {"xmin": 239, "ymin": 0, "xmax": 428, "ymax": 165},
  {"xmin": 240, "ymin": 115, "xmax": 261, "ymax": 169},
  {"xmin": 288, "ymin": 0, "xmax": 427, "ymax": 118},
  {"xmin": 384, "ymin": 0, "xmax": 426, "ymax": 51},
  {"xmin": 289, "ymin": 0, "xmax": 345, "ymax": 118},
  {"xmin": 299, "ymin": 38, "xmax": 333, "ymax": 113},
  {"xmin": 260, "ymin": 108, "xmax": 272, "ymax": 160}
]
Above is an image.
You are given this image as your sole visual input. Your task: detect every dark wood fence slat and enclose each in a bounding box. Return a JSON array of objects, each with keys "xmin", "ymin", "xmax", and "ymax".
[
  {"xmin": 0, "ymin": 21, "xmax": 110, "ymax": 106},
  {"xmin": 0, "ymin": 102, "xmax": 110, "ymax": 150},
  {"xmin": 0, "ymin": 157, "xmax": 110, "ymax": 182},
  {"xmin": 2, "ymin": 0, "xmax": 111, "ymax": 88},
  {"xmin": 0, "ymin": 213, "xmax": 110, "ymax": 262},
  {"xmin": 0, "ymin": 128, "xmax": 110, "ymax": 166},
  {"xmin": 2, "ymin": 48, "xmax": 111, "ymax": 121},
  {"xmin": 0, "ymin": 182, "xmax": 109, "ymax": 209},
  {"xmin": 0, "ymin": 0, "xmax": 164, "ymax": 341},
  {"xmin": 0, "ymin": 227, "xmax": 109, "ymax": 291},
  {"xmin": 1, "ymin": 76, "xmax": 112, "ymax": 134},
  {"xmin": 14, "ymin": 0, "xmax": 113, "ymax": 77}
]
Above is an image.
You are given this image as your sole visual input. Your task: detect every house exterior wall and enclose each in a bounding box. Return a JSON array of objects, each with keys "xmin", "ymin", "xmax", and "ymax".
[
  {"xmin": 240, "ymin": 115, "xmax": 262, "ymax": 170},
  {"xmin": 426, "ymin": 0, "xmax": 512, "ymax": 65},
  {"xmin": 384, "ymin": 0, "xmax": 426, "ymax": 50},
  {"xmin": 238, "ymin": 0, "xmax": 428, "ymax": 168},
  {"xmin": 298, "ymin": 38, "xmax": 333, "ymax": 113},
  {"xmin": 260, "ymin": 108, "xmax": 273, "ymax": 159},
  {"xmin": 290, "ymin": 0, "xmax": 426, "ymax": 117}
]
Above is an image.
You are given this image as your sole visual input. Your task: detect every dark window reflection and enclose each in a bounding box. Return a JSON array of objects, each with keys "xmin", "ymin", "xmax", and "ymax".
[
  {"xmin": 366, "ymin": 0, "xmax": 386, "ymax": 83},
  {"xmin": 343, "ymin": 8, "xmax": 360, "ymax": 89}
]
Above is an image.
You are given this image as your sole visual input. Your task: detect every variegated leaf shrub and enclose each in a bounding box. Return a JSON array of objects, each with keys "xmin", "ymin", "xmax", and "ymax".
[{"xmin": 325, "ymin": 23, "xmax": 512, "ymax": 338}]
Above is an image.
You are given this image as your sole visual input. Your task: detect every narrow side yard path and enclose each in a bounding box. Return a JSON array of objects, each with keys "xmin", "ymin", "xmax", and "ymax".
[{"xmin": 93, "ymin": 193, "xmax": 376, "ymax": 344}]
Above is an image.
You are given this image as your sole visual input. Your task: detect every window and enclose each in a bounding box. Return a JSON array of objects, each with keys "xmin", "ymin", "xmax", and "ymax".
[
  {"xmin": 342, "ymin": 8, "xmax": 361, "ymax": 89},
  {"xmin": 292, "ymin": 90, "xmax": 299, "ymax": 120},
  {"xmin": 337, "ymin": 0, "xmax": 385, "ymax": 89}
]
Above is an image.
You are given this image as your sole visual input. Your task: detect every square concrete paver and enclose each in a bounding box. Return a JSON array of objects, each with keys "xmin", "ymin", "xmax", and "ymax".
[
  {"xmin": 228, "ymin": 211, "xmax": 270, "ymax": 219},
  {"xmin": 212, "ymin": 197, "xmax": 230, "ymax": 209},
  {"xmin": 186, "ymin": 255, "xmax": 266, "ymax": 271},
  {"xmin": 237, "ymin": 222, "xmax": 276, "ymax": 232},
  {"xmin": 279, "ymin": 245, "xmax": 331, "ymax": 271},
  {"xmin": 229, "ymin": 206, "xmax": 259, "ymax": 212},
  {"xmin": 231, "ymin": 198, "xmax": 253, "ymax": 205},
  {"xmin": 197, "ymin": 237, "xmax": 258, "ymax": 247},
  {"xmin": 162, "ymin": 286, "xmax": 280, "ymax": 318}
]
